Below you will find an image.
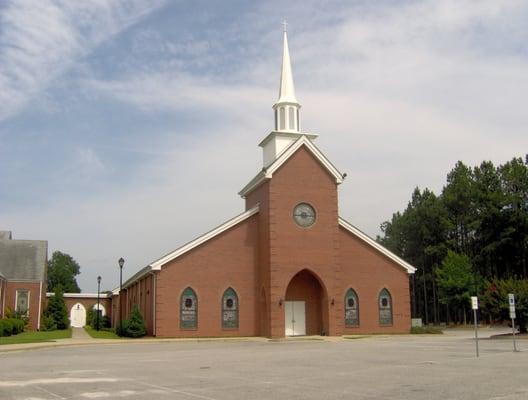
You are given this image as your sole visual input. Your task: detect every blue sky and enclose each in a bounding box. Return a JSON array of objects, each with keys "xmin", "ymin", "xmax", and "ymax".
[{"xmin": 1, "ymin": 0, "xmax": 527, "ymax": 292}]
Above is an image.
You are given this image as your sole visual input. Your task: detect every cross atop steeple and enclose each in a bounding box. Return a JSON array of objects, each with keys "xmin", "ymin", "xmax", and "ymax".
[{"xmin": 282, "ymin": 19, "xmax": 288, "ymax": 33}]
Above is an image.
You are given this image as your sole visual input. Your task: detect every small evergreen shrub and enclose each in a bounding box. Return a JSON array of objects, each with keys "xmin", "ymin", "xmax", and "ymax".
[
  {"xmin": 43, "ymin": 287, "xmax": 70, "ymax": 330},
  {"xmin": 117, "ymin": 305, "xmax": 146, "ymax": 338},
  {"xmin": 41, "ymin": 315, "xmax": 58, "ymax": 331}
]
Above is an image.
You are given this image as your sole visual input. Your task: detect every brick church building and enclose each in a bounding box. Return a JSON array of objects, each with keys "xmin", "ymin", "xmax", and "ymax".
[{"xmin": 118, "ymin": 30, "xmax": 416, "ymax": 338}]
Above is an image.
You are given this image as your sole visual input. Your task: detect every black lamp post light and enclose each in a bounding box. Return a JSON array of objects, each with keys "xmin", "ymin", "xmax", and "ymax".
[
  {"xmin": 118, "ymin": 257, "xmax": 125, "ymax": 331},
  {"xmin": 96, "ymin": 275, "xmax": 101, "ymax": 331}
]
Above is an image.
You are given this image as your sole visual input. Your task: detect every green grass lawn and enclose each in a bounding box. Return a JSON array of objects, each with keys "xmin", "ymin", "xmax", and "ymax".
[
  {"xmin": 0, "ymin": 328, "xmax": 71, "ymax": 345},
  {"xmin": 84, "ymin": 326, "xmax": 121, "ymax": 339}
]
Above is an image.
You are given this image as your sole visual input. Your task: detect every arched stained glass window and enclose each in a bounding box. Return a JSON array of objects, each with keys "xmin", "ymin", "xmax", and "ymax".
[
  {"xmin": 379, "ymin": 288, "xmax": 393, "ymax": 326},
  {"xmin": 222, "ymin": 287, "xmax": 239, "ymax": 329},
  {"xmin": 344, "ymin": 288, "xmax": 359, "ymax": 327},
  {"xmin": 180, "ymin": 287, "xmax": 197, "ymax": 329}
]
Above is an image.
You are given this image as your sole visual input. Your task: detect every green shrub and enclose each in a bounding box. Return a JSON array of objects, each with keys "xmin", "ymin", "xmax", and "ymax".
[
  {"xmin": 43, "ymin": 287, "xmax": 69, "ymax": 330},
  {"xmin": 87, "ymin": 308, "xmax": 111, "ymax": 330},
  {"xmin": 118, "ymin": 305, "xmax": 146, "ymax": 338},
  {"xmin": 0, "ymin": 318, "xmax": 25, "ymax": 336},
  {"xmin": 0, "ymin": 319, "xmax": 12, "ymax": 336},
  {"xmin": 11, "ymin": 318, "xmax": 25, "ymax": 334},
  {"xmin": 411, "ymin": 326, "xmax": 443, "ymax": 334},
  {"xmin": 41, "ymin": 315, "xmax": 57, "ymax": 331}
]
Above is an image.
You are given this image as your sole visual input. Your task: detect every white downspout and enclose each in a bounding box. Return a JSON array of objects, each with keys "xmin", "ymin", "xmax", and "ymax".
[
  {"xmin": 37, "ymin": 280, "xmax": 43, "ymax": 330},
  {"xmin": 150, "ymin": 271, "xmax": 156, "ymax": 337}
]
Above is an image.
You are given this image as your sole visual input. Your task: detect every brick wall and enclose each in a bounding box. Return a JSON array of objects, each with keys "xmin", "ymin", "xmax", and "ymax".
[{"xmin": 338, "ymin": 227, "xmax": 411, "ymax": 334}]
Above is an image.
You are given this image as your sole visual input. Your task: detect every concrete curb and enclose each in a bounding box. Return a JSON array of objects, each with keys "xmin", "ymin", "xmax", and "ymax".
[
  {"xmin": 0, "ymin": 336, "xmax": 271, "ymax": 353},
  {"xmin": 0, "ymin": 334, "xmax": 355, "ymax": 353}
]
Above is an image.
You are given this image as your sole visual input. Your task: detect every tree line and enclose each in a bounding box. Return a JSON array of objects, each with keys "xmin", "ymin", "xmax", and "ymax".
[{"xmin": 378, "ymin": 156, "xmax": 528, "ymax": 330}]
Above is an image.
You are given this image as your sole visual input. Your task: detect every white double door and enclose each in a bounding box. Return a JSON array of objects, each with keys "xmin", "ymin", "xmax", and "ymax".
[
  {"xmin": 285, "ymin": 301, "xmax": 306, "ymax": 336},
  {"xmin": 70, "ymin": 303, "xmax": 86, "ymax": 327}
]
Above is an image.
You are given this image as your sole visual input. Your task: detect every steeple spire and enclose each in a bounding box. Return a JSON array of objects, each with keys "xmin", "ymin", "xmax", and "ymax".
[
  {"xmin": 277, "ymin": 25, "xmax": 298, "ymax": 104},
  {"xmin": 273, "ymin": 23, "xmax": 301, "ymax": 132}
]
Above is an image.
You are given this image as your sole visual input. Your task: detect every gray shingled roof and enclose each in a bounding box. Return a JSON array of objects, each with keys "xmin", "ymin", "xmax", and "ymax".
[{"xmin": 0, "ymin": 236, "xmax": 47, "ymax": 281}]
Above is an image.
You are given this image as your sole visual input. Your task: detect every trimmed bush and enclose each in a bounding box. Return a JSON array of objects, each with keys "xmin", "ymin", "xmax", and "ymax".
[
  {"xmin": 0, "ymin": 319, "xmax": 12, "ymax": 336},
  {"xmin": 0, "ymin": 318, "xmax": 25, "ymax": 337},
  {"xmin": 118, "ymin": 305, "xmax": 146, "ymax": 338},
  {"xmin": 12, "ymin": 318, "xmax": 24, "ymax": 334}
]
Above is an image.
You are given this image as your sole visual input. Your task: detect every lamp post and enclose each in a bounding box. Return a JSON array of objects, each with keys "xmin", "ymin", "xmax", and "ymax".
[
  {"xmin": 96, "ymin": 276, "xmax": 101, "ymax": 331},
  {"xmin": 118, "ymin": 257, "xmax": 124, "ymax": 332}
]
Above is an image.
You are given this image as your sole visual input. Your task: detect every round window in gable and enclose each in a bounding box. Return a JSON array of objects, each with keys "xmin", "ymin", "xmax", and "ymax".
[{"xmin": 293, "ymin": 203, "xmax": 316, "ymax": 227}]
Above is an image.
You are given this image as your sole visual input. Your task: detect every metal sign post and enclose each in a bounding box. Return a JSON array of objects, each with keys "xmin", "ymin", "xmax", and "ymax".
[
  {"xmin": 471, "ymin": 296, "xmax": 479, "ymax": 358},
  {"xmin": 508, "ymin": 294, "xmax": 518, "ymax": 352}
]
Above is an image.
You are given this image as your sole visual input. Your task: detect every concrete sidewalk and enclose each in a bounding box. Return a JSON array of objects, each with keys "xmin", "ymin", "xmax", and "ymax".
[
  {"xmin": 71, "ymin": 327, "xmax": 91, "ymax": 339},
  {"xmin": 0, "ymin": 331, "xmax": 269, "ymax": 353}
]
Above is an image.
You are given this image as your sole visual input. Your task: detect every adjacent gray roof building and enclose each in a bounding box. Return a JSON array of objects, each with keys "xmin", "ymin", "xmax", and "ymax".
[{"xmin": 0, "ymin": 232, "xmax": 47, "ymax": 282}]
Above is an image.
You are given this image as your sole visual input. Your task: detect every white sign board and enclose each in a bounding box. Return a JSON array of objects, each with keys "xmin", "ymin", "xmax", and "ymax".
[
  {"xmin": 508, "ymin": 294, "xmax": 516, "ymax": 319},
  {"xmin": 471, "ymin": 296, "xmax": 478, "ymax": 310}
]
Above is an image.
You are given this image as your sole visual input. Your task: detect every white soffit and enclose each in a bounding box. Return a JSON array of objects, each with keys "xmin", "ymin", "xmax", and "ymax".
[
  {"xmin": 149, "ymin": 205, "xmax": 260, "ymax": 270},
  {"xmin": 338, "ymin": 217, "xmax": 416, "ymax": 274},
  {"xmin": 239, "ymin": 135, "xmax": 344, "ymax": 198}
]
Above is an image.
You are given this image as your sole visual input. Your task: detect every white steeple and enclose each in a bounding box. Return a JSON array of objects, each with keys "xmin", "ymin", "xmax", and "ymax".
[
  {"xmin": 273, "ymin": 24, "xmax": 301, "ymax": 132},
  {"xmin": 276, "ymin": 27, "xmax": 298, "ymax": 105},
  {"xmin": 260, "ymin": 24, "xmax": 317, "ymax": 168}
]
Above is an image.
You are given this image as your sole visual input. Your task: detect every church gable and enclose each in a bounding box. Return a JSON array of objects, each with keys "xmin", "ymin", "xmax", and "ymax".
[{"xmin": 239, "ymin": 136, "xmax": 344, "ymax": 198}]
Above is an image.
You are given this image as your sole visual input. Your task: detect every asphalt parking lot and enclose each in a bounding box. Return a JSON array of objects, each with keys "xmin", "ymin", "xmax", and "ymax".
[{"xmin": 0, "ymin": 329, "xmax": 526, "ymax": 400}]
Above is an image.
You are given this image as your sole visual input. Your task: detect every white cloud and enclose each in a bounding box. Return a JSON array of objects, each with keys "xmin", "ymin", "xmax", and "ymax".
[{"xmin": 0, "ymin": 0, "xmax": 167, "ymax": 123}]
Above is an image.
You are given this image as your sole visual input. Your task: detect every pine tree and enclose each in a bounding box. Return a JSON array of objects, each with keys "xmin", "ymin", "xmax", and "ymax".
[{"xmin": 43, "ymin": 287, "xmax": 70, "ymax": 330}]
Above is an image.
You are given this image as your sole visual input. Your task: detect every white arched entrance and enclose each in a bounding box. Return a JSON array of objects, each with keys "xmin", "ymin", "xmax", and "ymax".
[{"xmin": 70, "ymin": 303, "xmax": 86, "ymax": 327}]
